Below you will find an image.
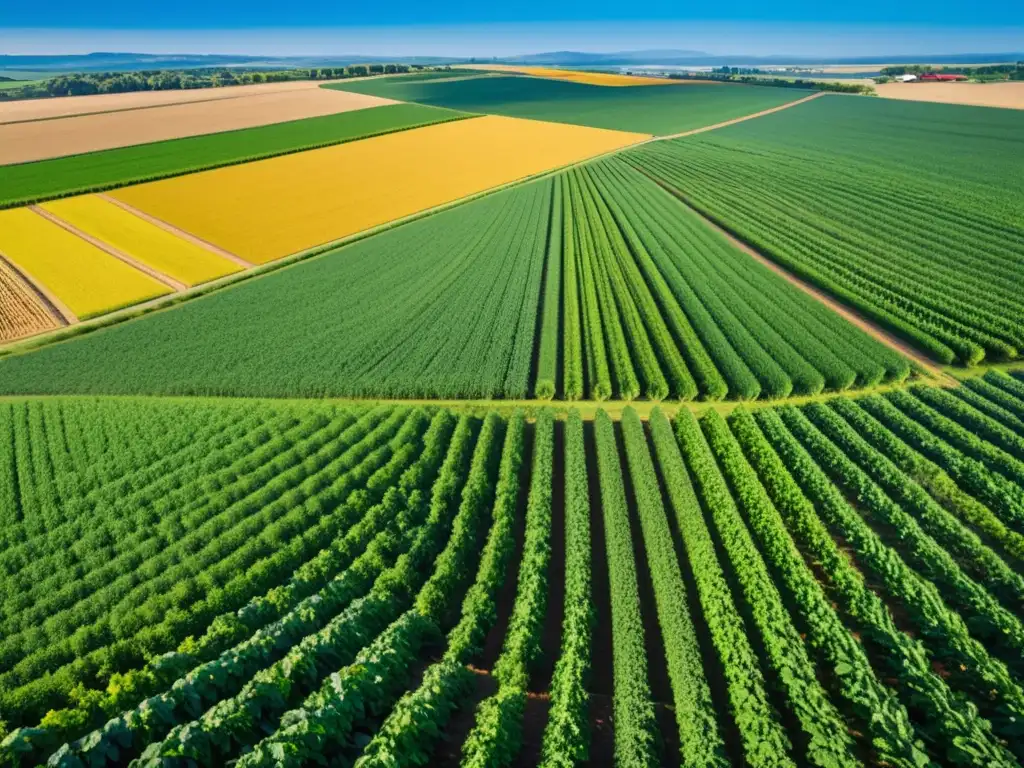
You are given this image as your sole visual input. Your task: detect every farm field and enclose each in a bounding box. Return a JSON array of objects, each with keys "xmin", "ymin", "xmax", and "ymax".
[
  {"xmin": 875, "ymin": 81, "xmax": 1024, "ymax": 109},
  {"xmin": 0, "ymin": 259, "xmax": 60, "ymax": 342},
  {"xmin": 0, "ymin": 77, "xmax": 356, "ymax": 124},
  {"xmin": 108, "ymin": 115, "xmax": 646, "ymax": 263},
  {"xmin": 626, "ymin": 93, "xmax": 1024, "ymax": 366},
  {"xmin": 0, "ymin": 161, "xmax": 909, "ymax": 400},
  {"xmin": 40, "ymin": 195, "xmax": 242, "ymax": 286},
  {"xmin": 3, "ymin": 375, "xmax": 1024, "ymax": 767},
  {"xmin": 0, "ymin": 87, "xmax": 395, "ymax": 165},
  {"xmin": 0, "ymin": 207, "xmax": 170, "ymax": 319},
  {"xmin": 325, "ymin": 75, "xmax": 804, "ymax": 134},
  {"xmin": 0, "ymin": 103, "xmax": 464, "ymax": 208}
]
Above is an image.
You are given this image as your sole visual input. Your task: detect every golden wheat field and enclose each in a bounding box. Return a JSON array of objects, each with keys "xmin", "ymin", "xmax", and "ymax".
[
  {"xmin": 0, "ymin": 208, "xmax": 170, "ymax": 319},
  {"xmin": 41, "ymin": 196, "xmax": 242, "ymax": 287},
  {"xmin": 0, "ymin": 258, "xmax": 60, "ymax": 342},
  {"xmin": 111, "ymin": 115, "xmax": 647, "ymax": 263}
]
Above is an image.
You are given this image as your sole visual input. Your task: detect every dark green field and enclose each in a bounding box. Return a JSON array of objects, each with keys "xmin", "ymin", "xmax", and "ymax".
[
  {"xmin": 626, "ymin": 95, "xmax": 1024, "ymax": 366},
  {"xmin": 0, "ymin": 103, "xmax": 466, "ymax": 208},
  {"xmin": 324, "ymin": 75, "xmax": 804, "ymax": 135}
]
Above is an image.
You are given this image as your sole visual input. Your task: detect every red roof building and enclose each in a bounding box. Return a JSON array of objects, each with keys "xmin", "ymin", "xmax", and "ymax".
[{"xmin": 919, "ymin": 73, "xmax": 968, "ymax": 81}]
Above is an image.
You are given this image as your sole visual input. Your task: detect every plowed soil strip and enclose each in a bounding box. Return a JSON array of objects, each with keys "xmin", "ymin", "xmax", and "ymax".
[
  {"xmin": 0, "ymin": 249, "xmax": 76, "ymax": 325},
  {"xmin": 98, "ymin": 194, "xmax": 253, "ymax": 268},
  {"xmin": 29, "ymin": 206, "xmax": 186, "ymax": 292}
]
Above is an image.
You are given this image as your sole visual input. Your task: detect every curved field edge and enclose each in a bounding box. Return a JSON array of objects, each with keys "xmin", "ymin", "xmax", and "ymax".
[{"xmin": 0, "ymin": 104, "xmax": 470, "ymax": 210}]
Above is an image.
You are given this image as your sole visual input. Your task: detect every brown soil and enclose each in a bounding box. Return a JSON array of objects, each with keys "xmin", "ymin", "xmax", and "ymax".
[
  {"xmin": 584, "ymin": 421, "xmax": 614, "ymax": 696},
  {"xmin": 98, "ymin": 194, "xmax": 253, "ymax": 268},
  {"xmin": 876, "ymin": 82, "xmax": 1024, "ymax": 110},
  {"xmin": 0, "ymin": 78, "xmax": 362, "ymax": 124},
  {"xmin": 29, "ymin": 205, "xmax": 187, "ymax": 291},
  {"xmin": 0, "ymin": 88, "xmax": 396, "ymax": 165},
  {"xmin": 0, "ymin": 256, "xmax": 62, "ymax": 342}
]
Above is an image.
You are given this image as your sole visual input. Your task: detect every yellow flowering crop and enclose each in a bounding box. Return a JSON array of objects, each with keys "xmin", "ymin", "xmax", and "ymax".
[
  {"xmin": 0, "ymin": 208, "xmax": 169, "ymax": 319},
  {"xmin": 112, "ymin": 115, "xmax": 647, "ymax": 264},
  {"xmin": 42, "ymin": 195, "xmax": 241, "ymax": 287}
]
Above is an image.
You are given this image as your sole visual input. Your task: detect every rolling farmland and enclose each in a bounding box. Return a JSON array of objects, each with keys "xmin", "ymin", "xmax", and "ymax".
[
  {"xmin": 325, "ymin": 76, "xmax": 805, "ymax": 134},
  {"xmin": 2, "ymin": 53, "xmax": 1024, "ymax": 768},
  {"xmin": 0, "ymin": 103, "xmax": 465, "ymax": 209},
  {"xmin": 0, "ymin": 161, "xmax": 906, "ymax": 400},
  {"xmin": 109, "ymin": 115, "xmax": 645, "ymax": 263},
  {"xmin": 0, "ymin": 208, "xmax": 170, "ymax": 318},
  {"xmin": 626, "ymin": 94, "xmax": 1024, "ymax": 365},
  {"xmin": 3, "ymin": 376, "xmax": 1024, "ymax": 766}
]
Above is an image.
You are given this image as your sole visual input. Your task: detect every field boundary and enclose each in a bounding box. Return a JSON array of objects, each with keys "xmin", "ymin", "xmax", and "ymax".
[
  {"xmin": 631, "ymin": 167, "xmax": 955, "ymax": 385},
  {"xmin": 0, "ymin": 91, "xmax": 846, "ymax": 362},
  {"xmin": 29, "ymin": 205, "xmax": 187, "ymax": 292},
  {"xmin": 0, "ymin": 248, "xmax": 77, "ymax": 325},
  {"xmin": 0, "ymin": 106, "xmax": 473, "ymax": 209},
  {"xmin": 98, "ymin": 194, "xmax": 253, "ymax": 268}
]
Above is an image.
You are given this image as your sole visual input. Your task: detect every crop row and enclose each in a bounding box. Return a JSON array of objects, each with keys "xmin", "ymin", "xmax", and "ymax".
[
  {"xmin": 534, "ymin": 157, "xmax": 907, "ymax": 401},
  {"xmin": 6, "ymin": 379, "xmax": 1024, "ymax": 765}
]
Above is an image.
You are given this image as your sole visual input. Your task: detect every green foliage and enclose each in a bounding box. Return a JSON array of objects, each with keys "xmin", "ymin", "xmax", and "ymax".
[
  {"xmin": 0, "ymin": 180, "xmax": 551, "ymax": 400},
  {"xmin": 627, "ymin": 95, "xmax": 1024, "ymax": 365},
  {"xmin": 620, "ymin": 409, "xmax": 726, "ymax": 767},
  {"xmin": 593, "ymin": 410, "xmax": 658, "ymax": 767},
  {"xmin": 539, "ymin": 412, "xmax": 592, "ymax": 767}
]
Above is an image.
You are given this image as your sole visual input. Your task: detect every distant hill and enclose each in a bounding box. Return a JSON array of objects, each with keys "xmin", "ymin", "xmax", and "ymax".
[{"xmin": 3, "ymin": 50, "xmax": 1021, "ymax": 76}]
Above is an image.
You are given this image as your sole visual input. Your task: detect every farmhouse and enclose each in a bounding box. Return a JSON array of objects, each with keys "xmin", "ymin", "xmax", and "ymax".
[{"xmin": 919, "ymin": 72, "xmax": 968, "ymax": 81}]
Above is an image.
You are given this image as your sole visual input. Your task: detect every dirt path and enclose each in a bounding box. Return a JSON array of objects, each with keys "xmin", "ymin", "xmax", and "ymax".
[
  {"xmin": 0, "ymin": 249, "xmax": 77, "ymax": 325},
  {"xmin": 98, "ymin": 194, "xmax": 253, "ymax": 268},
  {"xmin": 679, "ymin": 202, "xmax": 952, "ymax": 382},
  {"xmin": 654, "ymin": 91, "xmax": 827, "ymax": 141},
  {"xmin": 29, "ymin": 206, "xmax": 187, "ymax": 292}
]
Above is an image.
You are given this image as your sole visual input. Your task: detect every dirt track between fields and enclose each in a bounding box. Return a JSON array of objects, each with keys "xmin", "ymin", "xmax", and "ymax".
[
  {"xmin": 655, "ymin": 90, "xmax": 827, "ymax": 139},
  {"xmin": 875, "ymin": 81, "xmax": 1024, "ymax": 110},
  {"xmin": 98, "ymin": 194, "xmax": 253, "ymax": 268},
  {"xmin": 0, "ymin": 88, "xmax": 396, "ymax": 165},
  {"xmin": 681, "ymin": 199, "xmax": 952, "ymax": 381}
]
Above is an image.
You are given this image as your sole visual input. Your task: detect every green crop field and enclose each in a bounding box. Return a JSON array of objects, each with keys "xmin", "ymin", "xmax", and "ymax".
[
  {"xmin": 4, "ymin": 374, "xmax": 1024, "ymax": 767},
  {"xmin": 3, "ymin": 50, "xmax": 1024, "ymax": 768},
  {"xmin": 0, "ymin": 158, "xmax": 907, "ymax": 401},
  {"xmin": 626, "ymin": 94, "xmax": 1024, "ymax": 366},
  {"xmin": 0, "ymin": 103, "xmax": 466, "ymax": 208},
  {"xmin": 324, "ymin": 75, "xmax": 804, "ymax": 134}
]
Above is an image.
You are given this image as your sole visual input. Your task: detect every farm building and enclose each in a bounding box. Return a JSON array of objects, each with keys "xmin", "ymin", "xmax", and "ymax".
[{"xmin": 919, "ymin": 72, "xmax": 968, "ymax": 81}]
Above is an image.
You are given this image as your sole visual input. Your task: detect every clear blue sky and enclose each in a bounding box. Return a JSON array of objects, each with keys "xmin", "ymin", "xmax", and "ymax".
[{"xmin": 2, "ymin": 0, "xmax": 1021, "ymax": 57}]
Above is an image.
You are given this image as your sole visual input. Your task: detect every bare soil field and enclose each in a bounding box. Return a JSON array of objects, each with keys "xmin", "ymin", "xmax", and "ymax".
[
  {"xmin": 0, "ymin": 88, "xmax": 397, "ymax": 165},
  {"xmin": 0, "ymin": 78, "xmax": 357, "ymax": 124},
  {"xmin": 875, "ymin": 81, "xmax": 1024, "ymax": 109}
]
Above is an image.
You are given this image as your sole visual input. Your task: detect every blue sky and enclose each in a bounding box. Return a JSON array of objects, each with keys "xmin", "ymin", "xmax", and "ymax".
[{"xmin": 2, "ymin": 1, "xmax": 1022, "ymax": 57}]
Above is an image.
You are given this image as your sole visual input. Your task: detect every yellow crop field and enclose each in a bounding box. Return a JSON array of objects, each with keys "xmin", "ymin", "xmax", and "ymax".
[
  {"xmin": 41, "ymin": 196, "xmax": 241, "ymax": 287},
  {"xmin": 0, "ymin": 208, "xmax": 170, "ymax": 319},
  {"xmin": 112, "ymin": 115, "xmax": 647, "ymax": 264},
  {"xmin": 468, "ymin": 64, "xmax": 686, "ymax": 86}
]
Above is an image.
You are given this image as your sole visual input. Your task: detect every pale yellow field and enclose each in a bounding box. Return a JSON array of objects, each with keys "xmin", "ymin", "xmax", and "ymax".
[
  {"xmin": 0, "ymin": 208, "xmax": 170, "ymax": 318},
  {"xmin": 41, "ymin": 196, "xmax": 242, "ymax": 286},
  {"xmin": 112, "ymin": 115, "xmax": 648, "ymax": 263},
  {"xmin": 467, "ymin": 64, "xmax": 683, "ymax": 86}
]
